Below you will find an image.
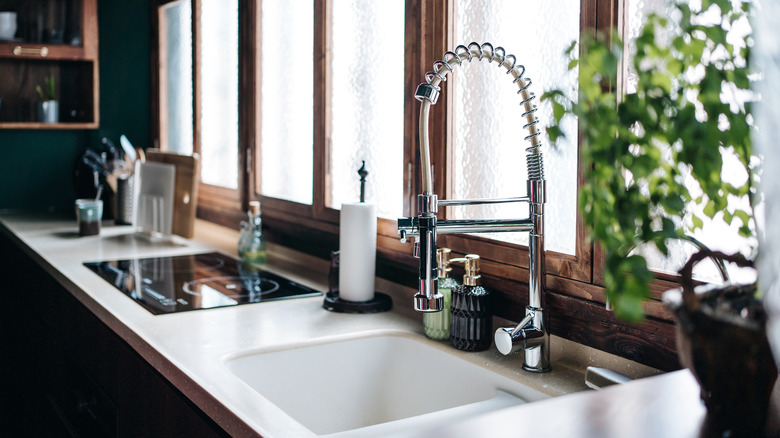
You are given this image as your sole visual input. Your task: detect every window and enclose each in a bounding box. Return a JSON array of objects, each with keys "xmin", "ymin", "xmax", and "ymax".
[
  {"xmin": 154, "ymin": 0, "xmax": 597, "ymax": 296},
  {"xmin": 258, "ymin": 1, "xmax": 313, "ymax": 205},
  {"xmin": 154, "ymin": 0, "xmax": 241, "ymax": 223},
  {"xmin": 198, "ymin": 0, "xmax": 239, "ymax": 189},
  {"xmin": 624, "ymin": 0, "xmax": 757, "ymax": 284},
  {"xmin": 153, "ymin": 0, "xmax": 688, "ymax": 371},
  {"xmin": 158, "ymin": 0, "xmax": 193, "ymax": 156},
  {"xmin": 450, "ymin": 0, "xmax": 580, "ymax": 255},
  {"xmin": 256, "ymin": 1, "xmax": 405, "ymax": 220},
  {"xmin": 429, "ymin": 1, "xmax": 590, "ymax": 286},
  {"xmin": 327, "ymin": 0, "xmax": 405, "ymax": 220}
]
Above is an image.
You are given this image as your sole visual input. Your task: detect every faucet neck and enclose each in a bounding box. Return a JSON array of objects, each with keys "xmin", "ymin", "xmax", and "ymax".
[{"xmin": 414, "ymin": 42, "xmax": 546, "ymax": 196}]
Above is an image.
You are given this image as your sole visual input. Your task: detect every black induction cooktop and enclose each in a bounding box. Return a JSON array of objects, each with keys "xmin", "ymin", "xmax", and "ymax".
[{"xmin": 84, "ymin": 252, "xmax": 322, "ymax": 315}]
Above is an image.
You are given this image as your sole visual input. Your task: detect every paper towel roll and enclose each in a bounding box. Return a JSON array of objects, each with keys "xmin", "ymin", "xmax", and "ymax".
[{"xmin": 339, "ymin": 203, "xmax": 377, "ymax": 302}]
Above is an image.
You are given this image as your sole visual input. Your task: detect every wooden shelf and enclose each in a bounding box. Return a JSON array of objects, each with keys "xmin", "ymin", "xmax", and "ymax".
[
  {"xmin": 0, "ymin": 0, "xmax": 98, "ymax": 129},
  {"xmin": 0, "ymin": 42, "xmax": 87, "ymax": 60},
  {"xmin": 0, "ymin": 121, "xmax": 98, "ymax": 130}
]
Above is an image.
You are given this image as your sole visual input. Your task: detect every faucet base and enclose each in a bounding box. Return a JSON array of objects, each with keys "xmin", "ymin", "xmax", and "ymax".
[
  {"xmin": 522, "ymin": 346, "xmax": 552, "ymax": 373},
  {"xmin": 494, "ymin": 306, "xmax": 551, "ymax": 373}
]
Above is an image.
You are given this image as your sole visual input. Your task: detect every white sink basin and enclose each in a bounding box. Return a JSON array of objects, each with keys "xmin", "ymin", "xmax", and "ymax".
[{"xmin": 223, "ymin": 334, "xmax": 548, "ymax": 436}]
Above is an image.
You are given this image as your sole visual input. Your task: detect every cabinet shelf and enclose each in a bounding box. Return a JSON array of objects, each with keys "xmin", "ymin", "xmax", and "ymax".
[{"xmin": 0, "ymin": 121, "xmax": 97, "ymax": 129}]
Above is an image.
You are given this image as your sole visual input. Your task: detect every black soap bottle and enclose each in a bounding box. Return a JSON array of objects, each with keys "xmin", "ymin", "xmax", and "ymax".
[{"xmin": 450, "ymin": 254, "xmax": 492, "ymax": 352}]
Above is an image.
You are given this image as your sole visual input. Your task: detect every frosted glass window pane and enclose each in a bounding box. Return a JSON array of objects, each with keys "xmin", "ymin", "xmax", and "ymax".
[
  {"xmin": 328, "ymin": 1, "xmax": 404, "ymax": 219},
  {"xmin": 199, "ymin": 0, "xmax": 239, "ymax": 189},
  {"xmin": 626, "ymin": 2, "xmax": 757, "ymax": 283},
  {"xmin": 260, "ymin": 1, "xmax": 313, "ymax": 205},
  {"xmin": 625, "ymin": 0, "xmax": 674, "ymax": 95},
  {"xmin": 160, "ymin": 0, "xmax": 193, "ymax": 156},
  {"xmin": 453, "ymin": 0, "xmax": 580, "ymax": 255}
]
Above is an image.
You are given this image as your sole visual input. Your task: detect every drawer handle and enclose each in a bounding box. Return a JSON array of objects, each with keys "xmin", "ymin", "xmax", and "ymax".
[{"xmin": 13, "ymin": 46, "xmax": 49, "ymax": 57}]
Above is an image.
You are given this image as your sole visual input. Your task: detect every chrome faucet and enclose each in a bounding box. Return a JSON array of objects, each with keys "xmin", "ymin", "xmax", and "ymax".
[{"xmin": 397, "ymin": 42, "xmax": 551, "ymax": 372}]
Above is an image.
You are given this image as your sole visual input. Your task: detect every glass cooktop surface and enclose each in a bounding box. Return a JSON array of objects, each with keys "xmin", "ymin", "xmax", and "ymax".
[{"xmin": 84, "ymin": 252, "xmax": 322, "ymax": 314}]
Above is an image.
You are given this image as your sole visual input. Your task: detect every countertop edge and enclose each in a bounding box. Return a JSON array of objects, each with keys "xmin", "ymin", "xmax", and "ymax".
[{"xmin": 0, "ymin": 219, "xmax": 262, "ymax": 437}]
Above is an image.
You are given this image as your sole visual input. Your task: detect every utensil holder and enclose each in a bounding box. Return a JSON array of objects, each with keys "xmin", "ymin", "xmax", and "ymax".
[{"xmin": 115, "ymin": 175, "xmax": 134, "ymax": 225}]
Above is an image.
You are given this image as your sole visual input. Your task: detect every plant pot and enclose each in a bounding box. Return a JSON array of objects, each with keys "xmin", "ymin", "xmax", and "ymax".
[
  {"xmin": 38, "ymin": 100, "xmax": 59, "ymax": 123},
  {"xmin": 664, "ymin": 251, "xmax": 778, "ymax": 437}
]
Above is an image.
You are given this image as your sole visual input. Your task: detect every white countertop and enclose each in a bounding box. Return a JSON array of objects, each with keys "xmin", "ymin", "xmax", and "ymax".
[{"xmin": 0, "ymin": 212, "xmax": 663, "ymax": 437}]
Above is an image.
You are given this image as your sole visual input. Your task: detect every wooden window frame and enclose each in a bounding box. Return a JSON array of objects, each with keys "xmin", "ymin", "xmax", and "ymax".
[
  {"xmin": 152, "ymin": 0, "xmax": 684, "ymax": 372},
  {"xmin": 152, "ymin": 0, "xmax": 246, "ymax": 228}
]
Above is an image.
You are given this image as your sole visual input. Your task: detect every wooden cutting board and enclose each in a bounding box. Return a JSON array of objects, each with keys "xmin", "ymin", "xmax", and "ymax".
[{"xmin": 145, "ymin": 149, "xmax": 200, "ymax": 238}]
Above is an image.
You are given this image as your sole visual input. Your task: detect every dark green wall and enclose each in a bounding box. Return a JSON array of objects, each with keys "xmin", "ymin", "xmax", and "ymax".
[{"xmin": 0, "ymin": 0, "xmax": 151, "ymax": 214}]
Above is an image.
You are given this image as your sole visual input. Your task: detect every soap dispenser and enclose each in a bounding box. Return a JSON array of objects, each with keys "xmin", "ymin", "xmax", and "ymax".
[
  {"xmin": 423, "ymin": 248, "xmax": 461, "ymax": 340},
  {"xmin": 450, "ymin": 254, "xmax": 492, "ymax": 351},
  {"xmin": 238, "ymin": 201, "xmax": 267, "ymax": 264}
]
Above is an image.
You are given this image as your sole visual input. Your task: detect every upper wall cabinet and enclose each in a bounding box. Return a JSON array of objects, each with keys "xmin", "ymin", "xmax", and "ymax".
[{"xmin": 0, "ymin": 0, "xmax": 99, "ymax": 129}]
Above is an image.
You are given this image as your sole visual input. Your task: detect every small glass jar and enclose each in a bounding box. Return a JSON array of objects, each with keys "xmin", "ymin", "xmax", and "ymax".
[{"xmin": 238, "ymin": 201, "xmax": 267, "ymax": 264}]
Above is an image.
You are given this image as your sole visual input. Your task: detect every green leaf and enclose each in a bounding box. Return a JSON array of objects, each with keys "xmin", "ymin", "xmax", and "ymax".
[
  {"xmin": 553, "ymin": 100, "xmax": 566, "ymax": 122},
  {"xmin": 661, "ymin": 195, "xmax": 684, "ymax": 213},
  {"xmin": 615, "ymin": 295, "xmax": 645, "ymax": 323},
  {"xmin": 546, "ymin": 125, "xmax": 565, "ymax": 144},
  {"xmin": 703, "ymin": 200, "xmax": 716, "ymax": 218},
  {"xmin": 565, "ymin": 40, "xmax": 577, "ymax": 56},
  {"xmin": 651, "ymin": 72, "xmax": 672, "ymax": 93}
]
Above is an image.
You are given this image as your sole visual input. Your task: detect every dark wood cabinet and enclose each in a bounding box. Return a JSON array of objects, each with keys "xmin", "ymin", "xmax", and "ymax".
[
  {"xmin": 0, "ymin": 233, "xmax": 230, "ymax": 437},
  {"xmin": 0, "ymin": 0, "xmax": 99, "ymax": 129}
]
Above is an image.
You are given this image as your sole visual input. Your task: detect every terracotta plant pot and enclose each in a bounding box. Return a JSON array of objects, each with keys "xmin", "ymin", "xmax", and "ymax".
[{"xmin": 664, "ymin": 250, "xmax": 778, "ymax": 437}]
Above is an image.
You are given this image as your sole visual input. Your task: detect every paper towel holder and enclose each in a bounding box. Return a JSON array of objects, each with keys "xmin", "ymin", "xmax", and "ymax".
[{"xmin": 322, "ymin": 251, "xmax": 392, "ymax": 313}]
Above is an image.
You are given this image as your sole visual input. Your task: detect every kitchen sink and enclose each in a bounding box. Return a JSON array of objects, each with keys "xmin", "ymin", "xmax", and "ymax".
[{"xmin": 223, "ymin": 333, "xmax": 548, "ymax": 436}]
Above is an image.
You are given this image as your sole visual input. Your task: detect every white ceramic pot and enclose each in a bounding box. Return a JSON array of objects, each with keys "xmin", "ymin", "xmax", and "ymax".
[
  {"xmin": 38, "ymin": 100, "xmax": 59, "ymax": 123},
  {"xmin": 0, "ymin": 12, "xmax": 17, "ymax": 40}
]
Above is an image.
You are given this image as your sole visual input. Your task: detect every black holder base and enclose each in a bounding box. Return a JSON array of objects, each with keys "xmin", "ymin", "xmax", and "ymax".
[{"xmin": 322, "ymin": 291, "xmax": 392, "ymax": 314}]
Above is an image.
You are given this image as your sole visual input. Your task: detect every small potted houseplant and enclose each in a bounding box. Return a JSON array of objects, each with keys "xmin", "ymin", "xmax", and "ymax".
[
  {"xmin": 36, "ymin": 75, "xmax": 58, "ymax": 123},
  {"xmin": 543, "ymin": 0, "xmax": 775, "ymax": 434}
]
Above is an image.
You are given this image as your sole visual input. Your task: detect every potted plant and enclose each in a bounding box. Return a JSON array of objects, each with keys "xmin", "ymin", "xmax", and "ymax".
[
  {"xmin": 543, "ymin": 0, "xmax": 775, "ymax": 434},
  {"xmin": 36, "ymin": 75, "xmax": 58, "ymax": 123}
]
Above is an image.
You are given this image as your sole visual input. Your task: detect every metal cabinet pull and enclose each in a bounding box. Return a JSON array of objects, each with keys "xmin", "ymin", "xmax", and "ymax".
[{"xmin": 13, "ymin": 46, "xmax": 49, "ymax": 57}]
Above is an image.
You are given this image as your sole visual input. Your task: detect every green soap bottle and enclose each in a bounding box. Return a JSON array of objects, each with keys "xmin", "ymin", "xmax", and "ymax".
[
  {"xmin": 238, "ymin": 201, "xmax": 267, "ymax": 264},
  {"xmin": 423, "ymin": 248, "xmax": 461, "ymax": 340}
]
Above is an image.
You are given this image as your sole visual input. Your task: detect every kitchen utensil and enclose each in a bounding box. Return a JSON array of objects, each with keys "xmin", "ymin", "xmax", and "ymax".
[
  {"xmin": 135, "ymin": 161, "xmax": 175, "ymax": 236},
  {"xmin": 135, "ymin": 148, "xmax": 146, "ymax": 163},
  {"xmin": 101, "ymin": 137, "xmax": 119, "ymax": 158},
  {"xmin": 145, "ymin": 150, "xmax": 200, "ymax": 238},
  {"xmin": 115, "ymin": 176, "xmax": 134, "ymax": 225},
  {"xmin": 120, "ymin": 135, "xmax": 137, "ymax": 163}
]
